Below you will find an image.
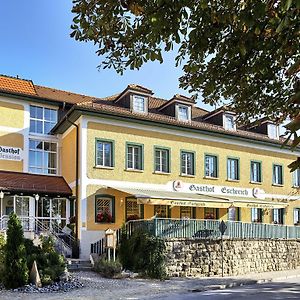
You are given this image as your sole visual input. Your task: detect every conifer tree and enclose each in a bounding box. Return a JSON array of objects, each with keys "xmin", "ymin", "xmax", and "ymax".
[{"xmin": 4, "ymin": 213, "xmax": 29, "ymax": 289}]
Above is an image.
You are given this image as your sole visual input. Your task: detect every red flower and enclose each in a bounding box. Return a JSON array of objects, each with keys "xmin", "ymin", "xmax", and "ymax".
[{"xmin": 96, "ymin": 211, "xmax": 113, "ymax": 223}]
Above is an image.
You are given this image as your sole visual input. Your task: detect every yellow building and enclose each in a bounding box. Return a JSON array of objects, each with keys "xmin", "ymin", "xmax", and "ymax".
[{"xmin": 0, "ymin": 75, "xmax": 300, "ymax": 258}]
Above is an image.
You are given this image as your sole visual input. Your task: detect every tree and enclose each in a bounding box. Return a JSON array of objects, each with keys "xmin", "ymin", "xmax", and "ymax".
[
  {"xmin": 71, "ymin": 1, "xmax": 300, "ymax": 164},
  {"xmin": 4, "ymin": 213, "xmax": 29, "ymax": 289}
]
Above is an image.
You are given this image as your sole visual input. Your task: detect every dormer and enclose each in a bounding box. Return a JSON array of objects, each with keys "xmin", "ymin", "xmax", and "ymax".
[
  {"xmin": 114, "ymin": 84, "xmax": 153, "ymax": 113},
  {"xmin": 245, "ymin": 118, "xmax": 279, "ymax": 140},
  {"xmin": 203, "ymin": 106, "xmax": 236, "ymax": 131},
  {"xmin": 158, "ymin": 94, "xmax": 195, "ymax": 121}
]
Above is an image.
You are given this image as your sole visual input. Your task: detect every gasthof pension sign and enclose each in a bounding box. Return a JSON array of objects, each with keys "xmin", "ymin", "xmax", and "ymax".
[{"xmin": 0, "ymin": 146, "xmax": 23, "ymax": 161}]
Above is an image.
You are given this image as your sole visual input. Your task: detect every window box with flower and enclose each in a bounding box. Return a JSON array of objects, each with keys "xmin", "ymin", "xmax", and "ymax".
[{"xmin": 96, "ymin": 211, "xmax": 113, "ymax": 223}]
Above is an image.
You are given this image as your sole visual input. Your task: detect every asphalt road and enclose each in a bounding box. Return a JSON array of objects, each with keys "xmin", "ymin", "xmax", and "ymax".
[{"xmin": 154, "ymin": 277, "xmax": 300, "ymax": 300}]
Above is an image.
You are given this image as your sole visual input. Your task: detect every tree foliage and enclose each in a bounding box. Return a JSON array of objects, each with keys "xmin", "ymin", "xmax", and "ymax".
[
  {"xmin": 3, "ymin": 213, "xmax": 29, "ymax": 289},
  {"xmin": 71, "ymin": 0, "xmax": 300, "ymax": 165}
]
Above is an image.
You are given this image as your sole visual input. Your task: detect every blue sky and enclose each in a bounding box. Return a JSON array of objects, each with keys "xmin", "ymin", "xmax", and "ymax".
[{"xmin": 0, "ymin": 1, "xmax": 212, "ymax": 110}]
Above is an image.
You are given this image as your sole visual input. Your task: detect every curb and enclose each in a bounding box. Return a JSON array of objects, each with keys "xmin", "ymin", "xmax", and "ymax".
[{"xmin": 190, "ymin": 273, "xmax": 300, "ymax": 293}]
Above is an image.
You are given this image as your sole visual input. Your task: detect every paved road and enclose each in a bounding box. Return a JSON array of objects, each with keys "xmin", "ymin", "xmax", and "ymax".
[{"xmin": 154, "ymin": 277, "xmax": 300, "ymax": 300}]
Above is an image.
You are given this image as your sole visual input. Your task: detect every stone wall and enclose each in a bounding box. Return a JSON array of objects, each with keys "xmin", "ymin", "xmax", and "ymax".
[{"xmin": 165, "ymin": 238, "xmax": 300, "ymax": 277}]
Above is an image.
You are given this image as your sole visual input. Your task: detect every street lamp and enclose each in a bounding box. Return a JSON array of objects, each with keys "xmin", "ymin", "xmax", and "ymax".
[{"xmin": 0, "ymin": 191, "xmax": 4, "ymax": 200}]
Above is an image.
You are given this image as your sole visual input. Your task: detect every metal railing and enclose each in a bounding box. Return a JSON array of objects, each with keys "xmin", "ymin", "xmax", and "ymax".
[{"xmin": 125, "ymin": 218, "xmax": 300, "ymax": 240}]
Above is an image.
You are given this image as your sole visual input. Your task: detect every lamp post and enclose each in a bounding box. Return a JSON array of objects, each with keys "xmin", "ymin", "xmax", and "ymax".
[
  {"xmin": 0, "ymin": 191, "xmax": 4, "ymax": 220},
  {"xmin": 34, "ymin": 194, "xmax": 39, "ymax": 231}
]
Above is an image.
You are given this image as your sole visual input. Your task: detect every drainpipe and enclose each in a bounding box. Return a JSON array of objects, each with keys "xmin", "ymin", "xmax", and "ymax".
[{"xmin": 66, "ymin": 118, "xmax": 79, "ymax": 241}]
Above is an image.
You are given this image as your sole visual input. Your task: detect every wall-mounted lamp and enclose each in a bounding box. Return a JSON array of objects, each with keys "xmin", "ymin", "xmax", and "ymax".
[
  {"xmin": 35, "ymin": 194, "xmax": 40, "ymax": 201},
  {"xmin": 120, "ymin": 198, "xmax": 124, "ymax": 206},
  {"xmin": 0, "ymin": 191, "xmax": 4, "ymax": 200}
]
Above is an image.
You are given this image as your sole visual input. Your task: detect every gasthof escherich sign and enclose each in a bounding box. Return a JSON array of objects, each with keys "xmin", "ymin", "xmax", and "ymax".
[{"xmin": 0, "ymin": 145, "xmax": 23, "ymax": 161}]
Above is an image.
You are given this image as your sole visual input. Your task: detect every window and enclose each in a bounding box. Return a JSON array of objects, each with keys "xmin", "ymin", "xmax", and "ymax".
[
  {"xmin": 273, "ymin": 208, "xmax": 284, "ymax": 224},
  {"xmin": 96, "ymin": 140, "xmax": 114, "ymax": 167},
  {"xmin": 251, "ymin": 208, "xmax": 263, "ymax": 223},
  {"xmin": 29, "ymin": 139, "xmax": 57, "ymax": 174},
  {"xmin": 180, "ymin": 207, "xmax": 195, "ymax": 219},
  {"xmin": 268, "ymin": 124, "xmax": 279, "ymax": 139},
  {"xmin": 181, "ymin": 151, "xmax": 195, "ymax": 176},
  {"xmin": 177, "ymin": 105, "xmax": 190, "ymax": 121},
  {"xmin": 205, "ymin": 154, "xmax": 218, "ymax": 178},
  {"xmin": 228, "ymin": 207, "xmax": 240, "ymax": 221},
  {"xmin": 30, "ymin": 105, "xmax": 57, "ymax": 134},
  {"xmin": 224, "ymin": 114, "xmax": 235, "ymax": 130},
  {"xmin": 293, "ymin": 169, "xmax": 300, "ymax": 187},
  {"xmin": 204, "ymin": 208, "xmax": 218, "ymax": 220},
  {"xmin": 273, "ymin": 164, "xmax": 283, "ymax": 185},
  {"xmin": 126, "ymin": 144, "xmax": 143, "ymax": 170},
  {"xmin": 227, "ymin": 158, "xmax": 239, "ymax": 180},
  {"xmin": 125, "ymin": 198, "xmax": 143, "ymax": 221},
  {"xmin": 250, "ymin": 161, "xmax": 262, "ymax": 183},
  {"xmin": 294, "ymin": 208, "xmax": 300, "ymax": 225},
  {"xmin": 154, "ymin": 147, "xmax": 170, "ymax": 173},
  {"xmin": 132, "ymin": 95, "xmax": 146, "ymax": 113},
  {"xmin": 95, "ymin": 195, "xmax": 115, "ymax": 223},
  {"xmin": 154, "ymin": 205, "xmax": 170, "ymax": 218}
]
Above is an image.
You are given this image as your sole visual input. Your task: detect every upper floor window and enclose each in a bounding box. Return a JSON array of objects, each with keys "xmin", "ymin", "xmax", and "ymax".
[
  {"xmin": 293, "ymin": 169, "xmax": 300, "ymax": 187},
  {"xmin": 29, "ymin": 139, "xmax": 57, "ymax": 174},
  {"xmin": 177, "ymin": 105, "xmax": 190, "ymax": 121},
  {"xmin": 181, "ymin": 151, "xmax": 195, "ymax": 176},
  {"xmin": 205, "ymin": 154, "xmax": 218, "ymax": 178},
  {"xmin": 126, "ymin": 143, "xmax": 143, "ymax": 171},
  {"xmin": 273, "ymin": 164, "xmax": 283, "ymax": 185},
  {"xmin": 250, "ymin": 161, "xmax": 262, "ymax": 183},
  {"xmin": 154, "ymin": 147, "xmax": 170, "ymax": 173},
  {"xmin": 227, "ymin": 158, "xmax": 239, "ymax": 180},
  {"xmin": 224, "ymin": 114, "xmax": 236, "ymax": 131},
  {"xmin": 96, "ymin": 139, "xmax": 114, "ymax": 168},
  {"xmin": 132, "ymin": 95, "xmax": 147, "ymax": 113},
  {"xmin": 30, "ymin": 105, "xmax": 57, "ymax": 134},
  {"xmin": 268, "ymin": 124, "xmax": 279, "ymax": 139}
]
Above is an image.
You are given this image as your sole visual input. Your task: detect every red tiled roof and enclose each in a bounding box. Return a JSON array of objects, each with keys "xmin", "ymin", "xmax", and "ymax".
[
  {"xmin": 0, "ymin": 75, "xmax": 36, "ymax": 96},
  {"xmin": 0, "ymin": 170, "xmax": 72, "ymax": 196}
]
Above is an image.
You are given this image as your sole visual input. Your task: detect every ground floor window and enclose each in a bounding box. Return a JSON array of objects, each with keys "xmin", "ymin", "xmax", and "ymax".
[
  {"xmin": 228, "ymin": 207, "xmax": 240, "ymax": 221},
  {"xmin": 180, "ymin": 206, "xmax": 195, "ymax": 219},
  {"xmin": 204, "ymin": 208, "xmax": 218, "ymax": 220},
  {"xmin": 95, "ymin": 195, "xmax": 115, "ymax": 223},
  {"xmin": 251, "ymin": 208, "xmax": 263, "ymax": 223},
  {"xmin": 125, "ymin": 198, "xmax": 144, "ymax": 221},
  {"xmin": 273, "ymin": 208, "xmax": 284, "ymax": 224},
  {"xmin": 154, "ymin": 205, "xmax": 170, "ymax": 218}
]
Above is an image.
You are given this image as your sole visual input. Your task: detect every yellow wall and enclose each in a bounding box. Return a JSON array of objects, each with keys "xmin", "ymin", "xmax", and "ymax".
[
  {"xmin": 0, "ymin": 101, "xmax": 24, "ymax": 128},
  {"xmin": 83, "ymin": 121, "xmax": 300, "ymax": 228},
  {"xmin": 0, "ymin": 131, "xmax": 23, "ymax": 171}
]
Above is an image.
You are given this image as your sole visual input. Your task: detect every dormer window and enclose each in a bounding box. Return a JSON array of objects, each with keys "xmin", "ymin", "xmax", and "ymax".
[
  {"xmin": 176, "ymin": 104, "xmax": 191, "ymax": 121},
  {"xmin": 268, "ymin": 124, "xmax": 279, "ymax": 139},
  {"xmin": 224, "ymin": 114, "xmax": 236, "ymax": 131},
  {"xmin": 132, "ymin": 95, "xmax": 147, "ymax": 113}
]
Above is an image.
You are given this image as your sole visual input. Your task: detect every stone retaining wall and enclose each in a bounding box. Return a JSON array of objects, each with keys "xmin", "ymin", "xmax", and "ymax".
[{"xmin": 165, "ymin": 238, "xmax": 300, "ymax": 277}]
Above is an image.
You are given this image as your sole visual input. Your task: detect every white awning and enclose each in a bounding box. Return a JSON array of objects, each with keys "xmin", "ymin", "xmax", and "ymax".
[{"xmin": 107, "ymin": 187, "xmax": 232, "ymax": 208}]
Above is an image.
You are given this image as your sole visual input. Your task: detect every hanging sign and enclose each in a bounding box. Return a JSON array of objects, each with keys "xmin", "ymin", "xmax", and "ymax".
[{"xmin": 0, "ymin": 146, "xmax": 23, "ymax": 161}]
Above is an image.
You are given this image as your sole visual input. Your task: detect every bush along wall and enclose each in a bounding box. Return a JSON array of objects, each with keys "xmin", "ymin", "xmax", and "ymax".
[{"xmin": 118, "ymin": 227, "xmax": 167, "ymax": 280}]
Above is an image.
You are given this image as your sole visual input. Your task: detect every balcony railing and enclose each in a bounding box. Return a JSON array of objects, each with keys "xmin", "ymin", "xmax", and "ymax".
[{"xmin": 125, "ymin": 218, "xmax": 300, "ymax": 240}]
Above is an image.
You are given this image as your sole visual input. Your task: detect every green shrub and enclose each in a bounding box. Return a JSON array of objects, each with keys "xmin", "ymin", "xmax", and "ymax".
[
  {"xmin": 0, "ymin": 235, "xmax": 6, "ymax": 283},
  {"xmin": 118, "ymin": 227, "xmax": 167, "ymax": 280},
  {"xmin": 3, "ymin": 213, "xmax": 29, "ymax": 289},
  {"xmin": 94, "ymin": 259, "xmax": 122, "ymax": 278}
]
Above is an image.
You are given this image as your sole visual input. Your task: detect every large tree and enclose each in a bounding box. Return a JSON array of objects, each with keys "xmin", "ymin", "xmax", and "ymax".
[{"xmin": 71, "ymin": 0, "xmax": 300, "ymax": 164}]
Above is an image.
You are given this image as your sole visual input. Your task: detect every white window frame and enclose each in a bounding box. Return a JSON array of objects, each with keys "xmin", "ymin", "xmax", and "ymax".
[
  {"xmin": 251, "ymin": 208, "xmax": 262, "ymax": 223},
  {"xmin": 29, "ymin": 139, "xmax": 58, "ymax": 175},
  {"xmin": 132, "ymin": 95, "xmax": 147, "ymax": 113},
  {"xmin": 268, "ymin": 124, "xmax": 279, "ymax": 139},
  {"xmin": 273, "ymin": 164, "xmax": 283, "ymax": 185},
  {"xmin": 205, "ymin": 154, "xmax": 218, "ymax": 178},
  {"xmin": 294, "ymin": 208, "xmax": 300, "ymax": 225},
  {"xmin": 155, "ymin": 148, "xmax": 170, "ymax": 173},
  {"xmin": 250, "ymin": 161, "xmax": 262, "ymax": 183},
  {"xmin": 96, "ymin": 140, "xmax": 114, "ymax": 168},
  {"xmin": 181, "ymin": 151, "xmax": 194, "ymax": 176},
  {"xmin": 223, "ymin": 114, "xmax": 236, "ymax": 131},
  {"xmin": 176, "ymin": 104, "xmax": 191, "ymax": 121},
  {"xmin": 293, "ymin": 169, "xmax": 300, "ymax": 187},
  {"xmin": 29, "ymin": 105, "xmax": 57, "ymax": 135},
  {"xmin": 227, "ymin": 158, "xmax": 239, "ymax": 180},
  {"xmin": 127, "ymin": 144, "xmax": 143, "ymax": 170}
]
